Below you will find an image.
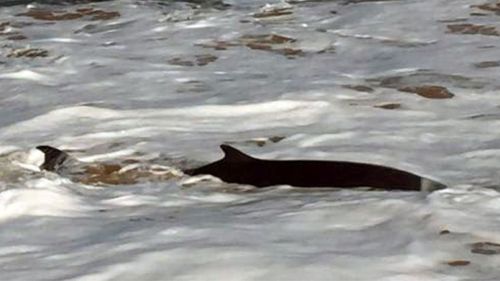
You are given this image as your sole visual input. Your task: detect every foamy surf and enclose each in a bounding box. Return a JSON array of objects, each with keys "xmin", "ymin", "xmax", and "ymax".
[{"xmin": 1, "ymin": 0, "xmax": 500, "ymax": 280}]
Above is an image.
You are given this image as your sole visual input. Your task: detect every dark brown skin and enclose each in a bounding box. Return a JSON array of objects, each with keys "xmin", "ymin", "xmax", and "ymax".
[{"xmin": 185, "ymin": 145, "xmax": 445, "ymax": 191}]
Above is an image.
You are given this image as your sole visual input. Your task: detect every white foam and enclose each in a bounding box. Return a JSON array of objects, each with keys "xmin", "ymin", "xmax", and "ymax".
[
  {"xmin": 1, "ymin": 0, "xmax": 500, "ymax": 280},
  {"xmin": 0, "ymin": 186, "xmax": 88, "ymax": 221},
  {"xmin": 0, "ymin": 70, "xmax": 54, "ymax": 84}
]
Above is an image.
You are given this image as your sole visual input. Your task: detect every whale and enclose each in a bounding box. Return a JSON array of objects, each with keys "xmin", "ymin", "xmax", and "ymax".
[
  {"xmin": 35, "ymin": 145, "xmax": 446, "ymax": 191},
  {"xmin": 184, "ymin": 145, "xmax": 446, "ymax": 192}
]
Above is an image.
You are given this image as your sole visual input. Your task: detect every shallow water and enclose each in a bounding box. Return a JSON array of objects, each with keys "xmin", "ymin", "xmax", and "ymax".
[{"xmin": 1, "ymin": 0, "xmax": 500, "ymax": 280}]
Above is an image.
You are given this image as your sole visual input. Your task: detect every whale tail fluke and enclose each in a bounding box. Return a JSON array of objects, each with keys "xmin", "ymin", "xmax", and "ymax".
[{"xmin": 36, "ymin": 145, "xmax": 69, "ymax": 172}]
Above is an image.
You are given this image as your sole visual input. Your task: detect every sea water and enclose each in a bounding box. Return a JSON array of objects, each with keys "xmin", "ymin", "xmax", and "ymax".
[{"xmin": 1, "ymin": 0, "xmax": 500, "ymax": 280}]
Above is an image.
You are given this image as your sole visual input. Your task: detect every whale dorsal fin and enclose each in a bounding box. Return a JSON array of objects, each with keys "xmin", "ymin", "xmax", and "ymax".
[
  {"xmin": 220, "ymin": 145, "xmax": 254, "ymax": 162},
  {"xmin": 36, "ymin": 145, "xmax": 69, "ymax": 172}
]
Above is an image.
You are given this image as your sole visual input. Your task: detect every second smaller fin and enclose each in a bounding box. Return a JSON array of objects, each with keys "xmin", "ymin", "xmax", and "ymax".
[{"xmin": 36, "ymin": 145, "xmax": 69, "ymax": 172}]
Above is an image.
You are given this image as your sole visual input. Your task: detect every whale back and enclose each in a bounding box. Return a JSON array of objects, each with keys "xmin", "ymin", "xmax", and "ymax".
[
  {"xmin": 184, "ymin": 145, "xmax": 446, "ymax": 191},
  {"xmin": 35, "ymin": 144, "xmax": 446, "ymax": 191}
]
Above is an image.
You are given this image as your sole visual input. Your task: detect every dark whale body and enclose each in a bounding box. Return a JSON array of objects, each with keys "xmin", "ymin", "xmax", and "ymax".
[
  {"xmin": 185, "ymin": 145, "xmax": 446, "ymax": 191},
  {"xmin": 35, "ymin": 145, "xmax": 446, "ymax": 191}
]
